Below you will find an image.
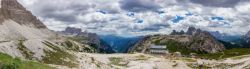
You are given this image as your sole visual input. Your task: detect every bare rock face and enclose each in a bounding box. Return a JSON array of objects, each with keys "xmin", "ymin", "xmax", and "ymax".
[
  {"xmin": 187, "ymin": 27, "xmax": 225, "ymax": 53},
  {"xmin": 0, "ymin": 0, "xmax": 54, "ymax": 59},
  {"xmin": 0, "ymin": 0, "xmax": 47, "ymax": 28},
  {"xmin": 0, "ymin": 1, "xmax": 82, "ymax": 67},
  {"xmin": 129, "ymin": 27, "xmax": 225, "ymax": 54},
  {"xmin": 242, "ymin": 30, "xmax": 250, "ymax": 47},
  {"xmin": 243, "ymin": 31, "xmax": 250, "ymax": 39},
  {"xmin": 60, "ymin": 27, "xmax": 101, "ymax": 46},
  {"xmin": 63, "ymin": 27, "xmax": 82, "ymax": 35}
]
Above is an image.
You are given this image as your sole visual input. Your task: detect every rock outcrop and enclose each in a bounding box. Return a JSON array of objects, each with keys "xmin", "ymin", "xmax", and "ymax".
[
  {"xmin": 0, "ymin": 0, "xmax": 47, "ymax": 28},
  {"xmin": 60, "ymin": 27, "xmax": 115, "ymax": 53},
  {"xmin": 60, "ymin": 27, "xmax": 101, "ymax": 47},
  {"xmin": 129, "ymin": 27, "xmax": 225, "ymax": 54},
  {"xmin": 243, "ymin": 31, "xmax": 250, "ymax": 41},
  {"xmin": 62, "ymin": 27, "xmax": 82, "ymax": 36},
  {"xmin": 0, "ymin": 0, "xmax": 55, "ymax": 59},
  {"xmin": 241, "ymin": 30, "xmax": 250, "ymax": 47},
  {"xmin": 0, "ymin": 0, "xmax": 82, "ymax": 67}
]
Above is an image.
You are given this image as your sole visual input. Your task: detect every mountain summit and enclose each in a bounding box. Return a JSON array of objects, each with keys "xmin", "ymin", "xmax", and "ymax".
[
  {"xmin": 0, "ymin": 0, "xmax": 54, "ymax": 59},
  {"xmin": 0, "ymin": 0, "xmax": 97, "ymax": 67},
  {"xmin": 129, "ymin": 27, "xmax": 225, "ymax": 54},
  {"xmin": 242, "ymin": 30, "xmax": 250, "ymax": 47},
  {"xmin": 0, "ymin": 0, "xmax": 46, "ymax": 28},
  {"xmin": 243, "ymin": 31, "xmax": 250, "ymax": 39}
]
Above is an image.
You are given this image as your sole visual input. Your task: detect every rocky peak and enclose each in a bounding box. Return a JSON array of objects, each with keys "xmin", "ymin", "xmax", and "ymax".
[
  {"xmin": 61, "ymin": 27, "xmax": 101, "ymax": 47},
  {"xmin": 170, "ymin": 30, "xmax": 185, "ymax": 35},
  {"xmin": 130, "ymin": 27, "xmax": 225, "ymax": 54},
  {"xmin": 242, "ymin": 30, "xmax": 250, "ymax": 44},
  {"xmin": 0, "ymin": 0, "xmax": 47, "ymax": 28},
  {"xmin": 186, "ymin": 27, "xmax": 197, "ymax": 35},
  {"xmin": 244, "ymin": 31, "xmax": 250, "ymax": 38},
  {"xmin": 63, "ymin": 27, "xmax": 82, "ymax": 35},
  {"xmin": 171, "ymin": 27, "xmax": 210, "ymax": 37}
]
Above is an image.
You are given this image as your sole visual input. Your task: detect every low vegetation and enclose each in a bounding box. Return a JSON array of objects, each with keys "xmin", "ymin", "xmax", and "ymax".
[
  {"xmin": 17, "ymin": 40, "xmax": 34, "ymax": 60},
  {"xmin": 42, "ymin": 41, "xmax": 78, "ymax": 68},
  {"xmin": 231, "ymin": 55, "xmax": 250, "ymax": 60},
  {"xmin": 134, "ymin": 55, "xmax": 150, "ymax": 60},
  {"xmin": 0, "ymin": 53, "xmax": 55, "ymax": 69},
  {"xmin": 109, "ymin": 57, "xmax": 128, "ymax": 66},
  {"xmin": 198, "ymin": 48, "xmax": 250, "ymax": 60},
  {"xmin": 155, "ymin": 39, "xmax": 250, "ymax": 60},
  {"xmin": 154, "ymin": 39, "xmax": 201, "ymax": 55},
  {"xmin": 64, "ymin": 40, "xmax": 80, "ymax": 51},
  {"xmin": 182, "ymin": 58, "xmax": 197, "ymax": 62},
  {"xmin": 67, "ymin": 37, "xmax": 97, "ymax": 53}
]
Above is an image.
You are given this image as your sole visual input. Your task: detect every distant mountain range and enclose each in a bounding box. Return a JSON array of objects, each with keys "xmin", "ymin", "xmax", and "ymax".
[
  {"xmin": 209, "ymin": 30, "xmax": 250, "ymax": 48},
  {"xmin": 1, "ymin": 0, "xmax": 250, "ymax": 68},
  {"xmin": 209, "ymin": 31, "xmax": 241, "ymax": 42},
  {"xmin": 100, "ymin": 35, "xmax": 141, "ymax": 53},
  {"xmin": 59, "ymin": 27, "xmax": 116, "ymax": 53},
  {"xmin": 241, "ymin": 31, "xmax": 250, "ymax": 47},
  {"xmin": 60, "ymin": 27, "xmax": 142, "ymax": 53}
]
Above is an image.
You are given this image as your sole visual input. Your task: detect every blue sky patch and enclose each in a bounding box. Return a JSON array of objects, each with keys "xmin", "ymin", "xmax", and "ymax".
[
  {"xmin": 97, "ymin": 10, "xmax": 107, "ymax": 14},
  {"xmin": 127, "ymin": 12, "xmax": 135, "ymax": 17},
  {"xmin": 156, "ymin": 11, "xmax": 165, "ymax": 14},
  {"xmin": 211, "ymin": 17, "xmax": 224, "ymax": 21},
  {"xmin": 136, "ymin": 19, "xmax": 144, "ymax": 23},
  {"xmin": 185, "ymin": 12, "xmax": 193, "ymax": 16},
  {"xmin": 209, "ymin": 22, "xmax": 231, "ymax": 28},
  {"xmin": 172, "ymin": 16, "xmax": 184, "ymax": 23}
]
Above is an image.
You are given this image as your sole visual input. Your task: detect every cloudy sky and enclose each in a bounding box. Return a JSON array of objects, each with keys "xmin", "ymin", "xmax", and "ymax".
[{"xmin": 18, "ymin": 0, "xmax": 250, "ymax": 36}]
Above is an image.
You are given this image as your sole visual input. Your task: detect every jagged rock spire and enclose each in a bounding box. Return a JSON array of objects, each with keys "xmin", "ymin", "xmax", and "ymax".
[
  {"xmin": 186, "ymin": 27, "xmax": 197, "ymax": 35},
  {"xmin": 0, "ymin": 0, "xmax": 47, "ymax": 28}
]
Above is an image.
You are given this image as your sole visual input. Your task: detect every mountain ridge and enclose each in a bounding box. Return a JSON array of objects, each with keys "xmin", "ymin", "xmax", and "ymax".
[
  {"xmin": 209, "ymin": 31, "xmax": 241, "ymax": 42},
  {"xmin": 129, "ymin": 27, "xmax": 225, "ymax": 54},
  {"xmin": 59, "ymin": 27, "xmax": 116, "ymax": 53},
  {"xmin": 0, "ymin": 0, "xmax": 47, "ymax": 28},
  {"xmin": 100, "ymin": 35, "xmax": 141, "ymax": 53},
  {"xmin": 0, "ymin": 0, "xmax": 89, "ymax": 68}
]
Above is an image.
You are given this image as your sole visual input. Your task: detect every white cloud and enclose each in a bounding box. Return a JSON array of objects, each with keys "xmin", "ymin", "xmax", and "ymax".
[
  {"xmin": 18, "ymin": 0, "xmax": 250, "ymax": 36},
  {"xmin": 236, "ymin": 3, "xmax": 250, "ymax": 13},
  {"xmin": 211, "ymin": 8, "xmax": 237, "ymax": 18}
]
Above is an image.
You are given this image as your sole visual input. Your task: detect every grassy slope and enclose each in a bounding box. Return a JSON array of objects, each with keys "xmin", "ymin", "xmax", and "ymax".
[
  {"xmin": 42, "ymin": 41, "xmax": 78, "ymax": 68},
  {"xmin": 155, "ymin": 39, "xmax": 250, "ymax": 60},
  {"xmin": 67, "ymin": 36, "xmax": 97, "ymax": 53},
  {"xmin": 17, "ymin": 40, "xmax": 34, "ymax": 60},
  {"xmin": 0, "ymin": 53, "xmax": 55, "ymax": 69},
  {"xmin": 198, "ymin": 48, "xmax": 250, "ymax": 60},
  {"xmin": 154, "ymin": 39, "xmax": 201, "ymax": 55}
]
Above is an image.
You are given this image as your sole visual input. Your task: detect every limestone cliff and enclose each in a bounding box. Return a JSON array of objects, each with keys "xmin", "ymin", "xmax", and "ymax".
[
  {"xmin": 0, "ymin": 0, "xmax": 82, "ymax": 67},
  {"xmin": 129, "ymin": 27, "xmax": 225, "ymax": 54}
]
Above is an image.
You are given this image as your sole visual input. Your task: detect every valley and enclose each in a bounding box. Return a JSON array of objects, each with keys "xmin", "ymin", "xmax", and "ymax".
[
  {"xmin": 55, "ymin": 52, "xmax": 250, "ymax": 69},
  {"xmin": 0, "ymin": 0, "xmax": 250, "ymax": 69}
]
